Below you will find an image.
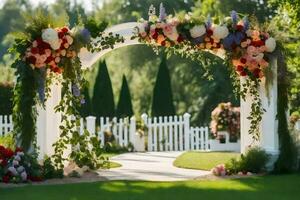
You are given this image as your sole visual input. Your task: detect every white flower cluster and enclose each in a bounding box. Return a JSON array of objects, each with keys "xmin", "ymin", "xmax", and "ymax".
[
  {"xmin": 189, "ymin": 25, "xmax": 206, "ymax": 38},
  {"xmin": 7, "ymin": 152, "xmax": 28, "ymax": 181},
  {"xmin": 42, "ymin": 28, "xmax": 61, "ymax": 50}
]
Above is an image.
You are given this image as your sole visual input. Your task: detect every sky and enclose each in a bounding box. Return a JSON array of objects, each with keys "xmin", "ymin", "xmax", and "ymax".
[{"xmin": 0, "ymin": 0, "xmax": 105, "ymax": 11}]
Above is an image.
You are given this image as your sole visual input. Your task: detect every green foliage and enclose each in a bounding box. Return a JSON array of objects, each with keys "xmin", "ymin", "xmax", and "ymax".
[
  {"xmin": 273, "ymin": 50, "xmax": 298, "ymax": 173},
  {"xmin": 92, "ymin": 60, "xmax": 115, "ymax": 118},
  {"xmin": 226, "ymin": 147, "xmax": 269, "ymax": 174},
  {"xmin": 0, "ymin": 84, "xmax": 13, "ymax": 115},
  {"xmin": 151, "ymin": 57, "xmax": 175, "ymax": 116},
  {"xmin": 116, "ymin": 75, "xmax": 134, "ymax": 118},
  {"xmin": 42, "ymin": 157, "xmax": 64, "ymax": 179},
  {"xmin": 0, "ymin": 133, "xmax": 15, "ymax": 149},
  {"xmin": 79, "ymin": 84, "xmax": 92, "ymax": 118}
]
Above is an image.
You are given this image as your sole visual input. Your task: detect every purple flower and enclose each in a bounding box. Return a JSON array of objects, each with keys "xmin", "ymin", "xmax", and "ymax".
[
  {"xmin": 80, "ymin": 28, "xmax": 91, "ymax": 42},
  {"xmin": 222, "ymin": 33, "xmax": 235, "ymax": 50},
  {"xmin": 230, "ymin": 10, "xmax": 238, "ymax": 25},
  {"xmin": 159, "ymin": 3, "xmax": 167, "ymax": 21},
  {"xmin": 206, "ymin": 15, "xmax": 212, "ymax": 28},
  {"xmin": 80, "ymin": 98, "xmax": 86, "ymax": 105},
  {"xmin": 243, "ymin": 16, "xmax": 249, "ymax": 31},
  {"xmin": 72, "ymin": 84, "xmax": 81, "ymax": 97},
  {"xmin": 233, "ymin": 32, "xmax": 245, "ymax": 44}
]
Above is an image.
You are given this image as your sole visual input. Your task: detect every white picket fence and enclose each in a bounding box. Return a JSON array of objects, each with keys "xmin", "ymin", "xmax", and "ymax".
[
  {"xmin": 79, "ymin": 113, "xmax": 210, "ymax": 152},
  {"xmin": 141, "ymin": 113, "xmax": 209, "ymax": 151},
  {"xmin": 0, "ymin": 115, "xmax": 13, "ymax": 136},
  {"xmin": 80, "ymin": 116, "xmax": 136, "ymax": 147}
]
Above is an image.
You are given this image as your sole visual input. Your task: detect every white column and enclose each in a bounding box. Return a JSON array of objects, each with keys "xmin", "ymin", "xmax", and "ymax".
[
  {"xmin": 183, "ymin": 113, "xmax": 191, "ymax": 150},
  {"xmin": 240, "ymin": 58, "xmax": 279, "ymax": 156},
  {"xmin": 36, "ymin": 81, "xmax": 61, "ymax": 160}
]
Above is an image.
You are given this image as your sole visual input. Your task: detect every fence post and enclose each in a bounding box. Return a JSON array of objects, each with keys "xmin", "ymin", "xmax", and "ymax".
[
  {"xmin": 86, "ymin": 116, "xmax": 96, "ymax": 136},
  {"xmin": 129, "ymin": 116, "xmax": 136, "ymax": 145},
  {"xmin": 183, "ymin": 113, "xmax": 191, "ymax": 150}
]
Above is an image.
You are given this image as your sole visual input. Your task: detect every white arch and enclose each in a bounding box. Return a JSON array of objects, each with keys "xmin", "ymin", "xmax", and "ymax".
[
  {"xmin": 78, "ymin": 22, "xmax": 143, "ymax": 69},
  {"xmin": 37, "ymin": 22, "xmax": 279, "ymax": 162}
]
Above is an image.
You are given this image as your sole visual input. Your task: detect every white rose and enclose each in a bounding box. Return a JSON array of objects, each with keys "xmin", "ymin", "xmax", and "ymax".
[
  {"xmin": 50, "ymin": 40, "xmax": 61, "ymax": 50},
  {"xmin": 265, "ymin": 37, "xmax": 276, "ymax": 52},
  {"xmin": 14, "ymin": 155, "xmax": 21, "ymax": 161},
  {"xmin": 8, "ymin": 167, "xmax": 18, "ymax": 176},
  {"xmin": 17, "ymin": 166, "xmax": 25, "ymax": 173},
  {"xmin": 13, "ymin": 160, "xmax": 19, "ymax": 166},
  {"xmin": 189, "ymin": 25, "xmax": 206, "ymax": 38},
  {"xmin": 20, "ymin": 171, "xmax": 27, "ymax": 181},
  {"xmin": 213, "ymin": 25, "xmax": 229, "ymax": 40},
  {"xmin": 42, "ymin": 28, "xmax": 59, "ymax": 44},
  {"xmin": 65, "ymin": 35, "xmax": 74, "ymax": 45}
]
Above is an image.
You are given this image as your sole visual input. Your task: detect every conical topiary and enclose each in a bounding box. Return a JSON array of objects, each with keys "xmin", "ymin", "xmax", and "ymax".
[
  {"xmin": 151, "ymin": 57, "xmax": 176, "ymax": 116},
  {"xmin": 116, "ymin": 75, "xmax": 134, "ymax": 118},
  {"xmin": 92, "ymin": 60, "xmax": 115, "ymax": 118}
]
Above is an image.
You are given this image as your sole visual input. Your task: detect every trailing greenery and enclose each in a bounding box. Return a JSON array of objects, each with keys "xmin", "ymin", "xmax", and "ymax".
[
  {"xmin": 116, "ymin": 75, "xmax": 134, "ymax": 118},
  {"xmin": 273, "ymin": 48, "xmax": 298, "ymax": 173},
  {"xmin": 79, "ymin": 83, "xmax": 92, "ymax": 117}
]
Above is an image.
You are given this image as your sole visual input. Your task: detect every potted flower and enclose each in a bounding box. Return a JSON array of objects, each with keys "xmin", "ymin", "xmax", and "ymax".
[{"xmin": 210, "ymin": 102, "xmax": 240, "ymax": 143}]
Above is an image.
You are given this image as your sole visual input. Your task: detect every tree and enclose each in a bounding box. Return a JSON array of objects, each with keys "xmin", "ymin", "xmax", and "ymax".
[
  {"xmin": 92, "ymin": 60, "xmax": 115, "ymax": 118},
  {"xmin": 79, "ymin": 84, "xmax": 92, "ymax": 118},
  {"xmin": 116, "ymin": 75, "xmax": 134, "ymax": 118},
  {"xmin": 151, "ymin": 57, "xmax": 175, "ymax": 116}
]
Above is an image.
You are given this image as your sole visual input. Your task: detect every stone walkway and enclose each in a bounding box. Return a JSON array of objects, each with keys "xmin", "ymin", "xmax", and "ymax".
[{"xmin": 97, "ymin": 152, "xmax": 211, "ymax": 181}]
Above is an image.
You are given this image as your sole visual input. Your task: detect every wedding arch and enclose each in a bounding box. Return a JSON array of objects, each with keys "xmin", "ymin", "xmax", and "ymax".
[{"xmin": 11, "ymin": 4, "xmax": 288, "ymax": 168}]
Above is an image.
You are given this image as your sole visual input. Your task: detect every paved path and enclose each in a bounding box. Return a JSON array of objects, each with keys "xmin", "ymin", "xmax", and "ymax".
[{"xmin": 97, "ymin": 152, "xmax": 211, "ymax": 181}]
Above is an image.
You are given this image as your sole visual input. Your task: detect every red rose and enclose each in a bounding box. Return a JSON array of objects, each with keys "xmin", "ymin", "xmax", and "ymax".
[
  {"xmin": 36, "ymin": 38, "xmax": 43, "ymax": 46},
  {"xmin": 58, "ymin": 31, "xmax": 65, "ymax": 39},
  {"xmin": 210, "ymin": 38, "xmax": 214, "ymax": 45},
  {"xmin": 26, "ymin": 56, "xmax": 36, "ymax": 64},
  {"xmin": 161, "ymin": 41, "xmax": 166, "ymax": 46},
  {"xmin": 240, "ymin": 58, "xmax": 247, "ymax": 64},
  {"xmin": 2, "ymin": 175, "xmax": 10, "ymax": 183},
  {"xmin": 240, "ymin": 71, "xmax": 247, "ymax": 76},
  {"xmin": 251, "ymin": 40, "xmax": 264, "ymax": 47},
  {"xmin": 15, "ymin": 147, "xmax": 23, "ymax": 153},
  {"xmin": 39, "ymin": 41, "xmax": 51, "ymax": 50},
  {"xmin": 4, "ymin": 148, "xmax": 14, "ymax": 158},
  {"xmin": 236, "ymin": 25, "xmax": 244, "ymax": 31},
  {"xmin": 0, "ymin": 145, "xmax": 5, "ymax": 154},
  {"xmin": 31, "ymin": 47, "xmax": 39, "ymax": 54},
  {"xmin": 206, "ymin": 29, "xmax": 213, "ymax": 36},
  {"xmin": 253, "ymin": 68, "xmax": 261, "ymax": 78},
  {"xmin": 216, "ymin": 43, "xmax": 221, "ymax": 48},
  {"xmin": 236, "ymin": 65, "xmax": 244, "ymax": 72},
  {"xmin": 61, "ymin": 27, "xmax": 69, "ymax": 33},
  {"xmin": 152, "ymin": 32, "xmax": 158, "ymax": 40},
  {"xmin": 177, "ymin": 35, "xmax": 184, "ymax": 43},
  {"xmin": 1, "ymin": 159, "xmax": 7, "ymax": 167},
  {"xmin": 45, "ymin": 56, "xmax": 54, "ymax": 63}
]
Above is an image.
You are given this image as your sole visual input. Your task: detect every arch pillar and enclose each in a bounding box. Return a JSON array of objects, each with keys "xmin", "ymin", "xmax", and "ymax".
[
  {"xmin": 36, "ymin": 80, "xmax": 62, "ymax": 159},
  {"xmin": 240, "ymin": 58, "xmax": 279, "ymax": 162}
]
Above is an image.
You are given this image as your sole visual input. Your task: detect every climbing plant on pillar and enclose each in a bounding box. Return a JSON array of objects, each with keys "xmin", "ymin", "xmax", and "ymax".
[{"xmin": 10, "ymin": 13, "xmax": 124, "ymax": 168}]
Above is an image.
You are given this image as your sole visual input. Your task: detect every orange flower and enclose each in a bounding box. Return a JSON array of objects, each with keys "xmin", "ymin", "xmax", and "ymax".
[{"xmin": 157, "ymin": 34, "xmax": 165, "ymax": 45}]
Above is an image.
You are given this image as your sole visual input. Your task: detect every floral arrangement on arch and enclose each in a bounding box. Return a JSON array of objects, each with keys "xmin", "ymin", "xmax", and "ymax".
[
  {"xmin": 136, "ymin": 4, "xmax": 276, "ymax": 79},
  {"xmin": 10, "ymin": 13, "xmax": 124, "ymax": 168},
  {"xmin": 210, "ymin": 102, "xmax": 240, "ymax": 140}
]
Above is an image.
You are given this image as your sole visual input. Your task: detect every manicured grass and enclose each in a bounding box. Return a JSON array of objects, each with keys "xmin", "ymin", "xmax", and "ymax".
[
  {"xmin": 174, "ymin": 151, "xmax": 240, "ymax": 170},
  {"xmin": 103, "ymin": 153, "xmax": 122, "ymax": 168},
  {"xmin": 1, "ymin": 175, "xmax": 300, "ymax": 200}
]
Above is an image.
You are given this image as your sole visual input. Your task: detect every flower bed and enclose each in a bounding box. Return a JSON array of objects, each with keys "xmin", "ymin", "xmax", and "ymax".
[
  {"xmin": 0, "ymin": 146, "xmax": 42, "ymax": 183},
  {"xmin": 210, "ymin": 102, "xmax": 240, "ymax": 142}
]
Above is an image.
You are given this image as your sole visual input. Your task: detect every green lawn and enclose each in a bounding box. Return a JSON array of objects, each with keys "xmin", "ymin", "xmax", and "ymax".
[
  {"xmin": 103, "ymin": 153, "xmax": 122, "ymax": 168},
  {"xmin": 1, "ymin": 175, "xmax": 299, "ymax": 200},
  {"xmin": 174, "ymin": 151, "xmax": 240, "ymax": 170}
]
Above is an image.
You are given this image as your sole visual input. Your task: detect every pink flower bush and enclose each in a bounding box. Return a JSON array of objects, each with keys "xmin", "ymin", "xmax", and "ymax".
[
  {"xmin": 211, "ymin": 164, "xmax": 226, "ymax": 176},
  {"xmin": 210, "ymin": 102, "xmax": 240, "ymax": 139}
]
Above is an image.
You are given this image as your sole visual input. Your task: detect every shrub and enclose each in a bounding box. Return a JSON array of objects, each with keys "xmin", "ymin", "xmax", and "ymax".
[
  {"xmin": 42, "ymin": 157, "xmax": 63, "ymax": 179},
  {"xmin": 0, "ymin": 133, "xmax": 15, "ymax": 149},
  {"xmin": 226, "ymin": 147, "xmax": 269, "ymax": 174}
]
